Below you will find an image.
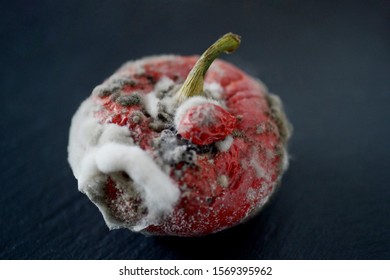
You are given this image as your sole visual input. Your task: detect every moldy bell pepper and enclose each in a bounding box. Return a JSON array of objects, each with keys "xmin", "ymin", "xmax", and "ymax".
[{"xmin": 68, "ymin": 33, "xmax": 292, "ymax": 236}]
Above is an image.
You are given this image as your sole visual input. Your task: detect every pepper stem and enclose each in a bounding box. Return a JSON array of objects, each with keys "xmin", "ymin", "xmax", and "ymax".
[{"xmin": 176, "ymin": 33, "xmax": 241, "ymax": 103}]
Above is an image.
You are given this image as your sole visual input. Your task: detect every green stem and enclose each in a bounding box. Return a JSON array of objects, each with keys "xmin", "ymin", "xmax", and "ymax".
[{"xmin": 176, "ymin": 33, "xmax": 241, "ymax": 103}]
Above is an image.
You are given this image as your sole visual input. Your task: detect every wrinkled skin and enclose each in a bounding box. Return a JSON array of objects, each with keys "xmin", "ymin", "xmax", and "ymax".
[{"xmin": 92, "ymin": 56, "xmax": 290, "ymax": 236}]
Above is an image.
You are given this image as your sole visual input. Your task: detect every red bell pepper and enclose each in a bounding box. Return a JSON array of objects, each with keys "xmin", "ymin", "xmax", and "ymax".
[{"xmin": 68, "ymin": 33, "xmax": 292, "ymax": 236}]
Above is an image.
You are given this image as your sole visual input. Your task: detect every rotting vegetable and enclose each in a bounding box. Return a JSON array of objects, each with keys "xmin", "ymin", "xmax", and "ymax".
[{"xmin": 68, "ymin": 33, "xmax": 292, "ymax": 236}]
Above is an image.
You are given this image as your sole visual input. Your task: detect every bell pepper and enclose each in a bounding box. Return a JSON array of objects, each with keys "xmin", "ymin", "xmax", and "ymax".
[{"xmin": 68, "ymin": 33, "xmax": 292, "ymax": 236}]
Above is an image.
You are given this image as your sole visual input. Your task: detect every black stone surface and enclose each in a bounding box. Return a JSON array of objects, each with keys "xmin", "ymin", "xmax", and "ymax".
[{"xmin": 1, "ymin": 0, "xmax": 389, "ymax": 259}]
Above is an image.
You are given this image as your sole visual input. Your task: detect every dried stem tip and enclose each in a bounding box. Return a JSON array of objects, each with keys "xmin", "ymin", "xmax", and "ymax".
[{"xmin": 176, "ymin": 33, "xmax": 241, "ymax": 103}]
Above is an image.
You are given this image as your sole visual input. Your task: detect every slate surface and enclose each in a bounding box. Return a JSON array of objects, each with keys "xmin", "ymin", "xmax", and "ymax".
[{"xmin": 1, "ymin": 0, "xmax": 389, "ymax": 259}]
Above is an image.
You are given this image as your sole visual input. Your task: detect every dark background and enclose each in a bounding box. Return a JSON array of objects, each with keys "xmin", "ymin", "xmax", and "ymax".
[{"xmin": 1, "ymin": 0, "xmax": 389, "ymax": 259}]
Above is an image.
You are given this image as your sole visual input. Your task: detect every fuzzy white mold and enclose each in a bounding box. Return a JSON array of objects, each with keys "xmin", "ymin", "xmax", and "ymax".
[
  {"xmin": 95, "ymin": 143, "xmax": 180, "ymax": 231},
  {"xmin": 174, "ymin": 96, "xmax": 221, "ymax": 129},
  {"xmin": 68, "ymin": 97, "xmax": 180, "ymax": 231},
  {"xmin": 144, "ymin": 92, "xmax": 160, "ymax": 119},
  {"xmin": 215, "ymin": 135, "xmax": 234, "ymax": 152},
  {"xmin": 204, "ymin": 82, "xmax": 224, "ymax": 100}
]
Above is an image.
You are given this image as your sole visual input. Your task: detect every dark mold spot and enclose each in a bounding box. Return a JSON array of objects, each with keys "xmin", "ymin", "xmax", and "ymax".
[
  {"xmin": 146, "ymin": 75, "xmax": 157, "ymax": 84},
  {"xmin": 120, "ymin": 171, "xmax": 131, "ymax": 181},
  {"xmin": 117, "ymin": 94, "xmax": 141, "ymax": 106},
  {"xmin": 97, "ymin": 87, "xmax": 113, "ymax": 97}
]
